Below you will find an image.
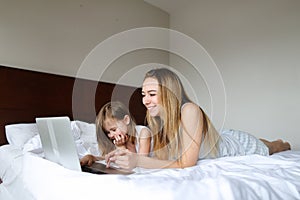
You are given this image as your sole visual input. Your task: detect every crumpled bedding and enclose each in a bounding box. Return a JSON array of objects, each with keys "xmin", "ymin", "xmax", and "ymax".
[{"xmin": 1, "ymin": 144, "xmax": 300, "ymax": 200}]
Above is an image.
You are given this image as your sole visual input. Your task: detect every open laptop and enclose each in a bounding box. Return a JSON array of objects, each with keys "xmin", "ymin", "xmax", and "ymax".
[{"xmin": 35, "ymin": 116, "xmax": 133, "ymax": 175}]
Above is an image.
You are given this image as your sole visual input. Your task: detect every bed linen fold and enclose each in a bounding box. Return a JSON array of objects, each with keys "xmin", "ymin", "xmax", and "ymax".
[{"xmin": 1, "ymin": 145, "xmax": 300, "ymax": 200}]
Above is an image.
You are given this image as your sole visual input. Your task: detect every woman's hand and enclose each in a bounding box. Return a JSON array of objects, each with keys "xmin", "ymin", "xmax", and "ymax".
[
  {"xmin": 105, "ymin": 149, "xmax": 138, "ymax": 171},
  {"xmin": 80, "ymin": 154, "xmax": 97, "ymax": 166}
]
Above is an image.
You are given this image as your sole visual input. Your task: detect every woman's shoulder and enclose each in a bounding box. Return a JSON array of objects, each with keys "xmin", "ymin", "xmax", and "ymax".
[
  {"xmin": 181, "ymin": 102, "xmax": 200, "ymax": 113},
  {"xmin": 181, "ymin": 102, "xmax": 203, "ymax": 121}
]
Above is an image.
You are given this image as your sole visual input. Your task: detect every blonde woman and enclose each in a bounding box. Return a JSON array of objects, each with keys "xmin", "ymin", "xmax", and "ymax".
[
  {"xmin": 105, "ymin": 68, "xmax": 291, "ymax": 170},
  {"xmin": 80, "ymin": 101, "xmax": 151, "ymax": 166}
]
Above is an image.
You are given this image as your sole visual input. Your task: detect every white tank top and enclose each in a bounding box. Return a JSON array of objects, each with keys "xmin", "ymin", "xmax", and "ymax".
[{"xmin": 135, "ymin": 125, "xmax": 154, "ymax": 157}]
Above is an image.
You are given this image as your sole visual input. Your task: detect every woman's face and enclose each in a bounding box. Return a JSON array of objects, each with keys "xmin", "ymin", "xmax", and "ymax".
[{"xmin": 142, "ymin": 77, "xmax": 161, "ymax": 117}]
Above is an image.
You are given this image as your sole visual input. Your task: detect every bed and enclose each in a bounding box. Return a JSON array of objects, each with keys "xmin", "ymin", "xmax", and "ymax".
[{"xmin": 1, "ymin": 66, "xmax": 300, "ymax": 200}]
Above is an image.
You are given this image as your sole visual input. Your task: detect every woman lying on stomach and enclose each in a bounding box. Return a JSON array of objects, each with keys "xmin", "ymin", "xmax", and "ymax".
[{"xmin": 105, "ymin": 68, "xmax": 291, "ymax": 170}]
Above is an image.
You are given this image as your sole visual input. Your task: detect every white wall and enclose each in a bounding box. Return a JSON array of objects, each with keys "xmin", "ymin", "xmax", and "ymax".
[
  {"xmin": 1, "ymin": 0, "xmax": 299, "ymax": 149},
  {"xmin": 165, "ymin": 0, "xmax": 300, "ymax": 149},
  {"xmin": 0, "ymin": 0, "xmax": 169, "ymax": 86}
]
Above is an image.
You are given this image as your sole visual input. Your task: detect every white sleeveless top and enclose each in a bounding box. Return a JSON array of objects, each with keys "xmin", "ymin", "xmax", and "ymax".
[{"xmin": 135, "ymin": 125, "xmax": 154, "ymax": 156}]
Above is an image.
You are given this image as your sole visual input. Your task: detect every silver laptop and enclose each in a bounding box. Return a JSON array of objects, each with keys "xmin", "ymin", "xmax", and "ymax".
[{"xmin": 35, "ymin": 116, "xmax": 133, "ymax": 175}]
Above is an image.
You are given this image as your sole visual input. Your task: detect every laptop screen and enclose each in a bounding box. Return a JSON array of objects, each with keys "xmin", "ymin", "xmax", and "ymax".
[
  {"xmin": 36, "ymin": 116, "xmax": 82, "ymax": 172},
  {"xmin": 36, "ymin": 116, "xmax": 134, "ymax": 175}
]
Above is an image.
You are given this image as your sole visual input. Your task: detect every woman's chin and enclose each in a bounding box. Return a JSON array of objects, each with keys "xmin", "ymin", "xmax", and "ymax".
[{"xmin": 149, "ymin": 111, "xmax": 159, "ymax": 117}]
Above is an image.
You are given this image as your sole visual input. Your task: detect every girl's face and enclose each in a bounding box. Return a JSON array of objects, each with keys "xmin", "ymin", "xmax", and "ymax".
[
  {"xmin": 103, "ymin": 116, "xmax": 129, "ymax": 141},
  {"xmin": 142, "ymin": 77, "xmax": 161, "ymax": 117}
]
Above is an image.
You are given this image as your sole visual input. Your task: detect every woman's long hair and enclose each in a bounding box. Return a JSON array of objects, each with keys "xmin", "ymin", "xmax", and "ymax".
[
  {"xmin": 144, "ymin": 68, "xmax": 219, "ymax": 162},
  {"xmin": 95, "ymin": 101, "xmax": 137, "ymax": 155}
]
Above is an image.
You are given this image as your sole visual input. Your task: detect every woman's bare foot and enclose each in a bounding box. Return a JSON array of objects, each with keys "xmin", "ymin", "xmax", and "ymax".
[{"xmin": 260, "ymin": 139, "xmax": 291, "ymax": 155}]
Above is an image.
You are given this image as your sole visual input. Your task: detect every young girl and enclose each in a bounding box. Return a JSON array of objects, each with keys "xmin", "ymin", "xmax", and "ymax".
[
  {"xmin": 105, "ymin": 68, "xmax": 291, "ymax": 170},
  {"xmin": 80, "ymin": 101, "xmax": 151, "ymax": 166}
]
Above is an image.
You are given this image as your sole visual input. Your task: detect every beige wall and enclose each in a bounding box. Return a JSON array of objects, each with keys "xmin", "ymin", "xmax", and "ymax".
[
  {"xmin": 0, "ymin": 0, "xmax": 169, "ymax": 86},
  {"xmin": 157, "ymin": 0, "xmax": 300, "ymax": 149},
  {"xmin": 2, "ymin": 0, "xmax": 299, "ymax": 149}
]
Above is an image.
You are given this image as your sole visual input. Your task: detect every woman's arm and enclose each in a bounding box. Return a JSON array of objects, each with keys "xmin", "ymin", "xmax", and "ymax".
[
  {"xmin": 106, "ymin": 103, "xmax": 204, "ymax": 169},
  {"xmin": 179, "ymin": 102, "xmax": 204, "ymax": 167},
  {"xmin": 105, "ymin": 149, "xmax": 181, "ymax": 169}
]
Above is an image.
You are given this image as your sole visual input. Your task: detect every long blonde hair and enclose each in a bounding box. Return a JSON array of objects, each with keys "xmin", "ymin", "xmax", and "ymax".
[
  {"xmin": 95, "ymin": 101, "xmax": 137, "ymax": 155},
  {"xmin": 144, "ymin": 68, "xmax": 220, "ymax": 161}
]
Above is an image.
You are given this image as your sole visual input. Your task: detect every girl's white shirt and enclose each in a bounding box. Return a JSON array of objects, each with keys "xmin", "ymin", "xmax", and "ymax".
[{"xmin": 135, "ymin": 125, "xmax": 153, "ymax": 157}]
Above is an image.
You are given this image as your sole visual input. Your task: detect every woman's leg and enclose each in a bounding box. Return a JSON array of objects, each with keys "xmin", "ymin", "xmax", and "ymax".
[{"xmin": 260, "ymin": 139, "xmax": 291, "ymax": 155}]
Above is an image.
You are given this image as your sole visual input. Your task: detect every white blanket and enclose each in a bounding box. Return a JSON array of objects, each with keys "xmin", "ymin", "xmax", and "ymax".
[{"xmin": 1, "ymin": 144, "xmax": 300, "ymax": 200}]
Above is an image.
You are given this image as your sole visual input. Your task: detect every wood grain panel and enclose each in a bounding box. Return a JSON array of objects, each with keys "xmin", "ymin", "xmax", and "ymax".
[{"xmin": 0, "ymin": 66, "xmax": 146, "ymax": 145}]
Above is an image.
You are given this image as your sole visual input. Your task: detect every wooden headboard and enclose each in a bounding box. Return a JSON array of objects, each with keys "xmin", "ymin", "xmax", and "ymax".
[{"xmin": 0, "ymin": 66, "xmax": 146, "ymax": 145}]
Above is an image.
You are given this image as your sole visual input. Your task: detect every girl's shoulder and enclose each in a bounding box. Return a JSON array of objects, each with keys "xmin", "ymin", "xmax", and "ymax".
[{"xmin": 135, "ymin": 125, "xmax": 151, "ymax": 137}]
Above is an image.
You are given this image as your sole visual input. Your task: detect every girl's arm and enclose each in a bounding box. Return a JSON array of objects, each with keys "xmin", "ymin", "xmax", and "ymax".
[
  {"xmin": 125, "ymin": 127, "xmax": 151, "ymax": 154},
  {"xmin": 137, "ymin": 127, "xmax": 151, "ymax": 156},
  {"xmin": 80, "ymin": 154, "xmax": 105, "ymax": 166}
]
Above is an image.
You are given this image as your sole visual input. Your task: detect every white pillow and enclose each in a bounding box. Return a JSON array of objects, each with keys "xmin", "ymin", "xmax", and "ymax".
[
  {"xmin": 6, "ymin": 120, "xmax": 100, "ymax": 156},
  {"xmin": 70, "ymin": 121, "xmax": 81, "ymax": 140},
  {"xmin": 74, "ymin": 120, "xmax": 97, "ymax": 144},
  {"xmin": 22, "ymin": 134, "xmax": 43, "ymax": 153},
  {"xmin": 22, "ymin": 121, "xmax": 90, "ymax": 151},
  {"xmin": 5, "ymin": 123, "xmax": 39, "ymax": 148},
  {"xmin": 73, "ymin": 120, "xmax": 100, "ymax": 156}
]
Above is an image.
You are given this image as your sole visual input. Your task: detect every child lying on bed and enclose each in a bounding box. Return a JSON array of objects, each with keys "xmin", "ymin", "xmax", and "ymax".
[
  {"xmin": 80, "ymin": 101, "xmax": 151, "ymax": 166},
  {"xmin": 104, "ymin": 68, "xmax": 291, "ymax": 170}
]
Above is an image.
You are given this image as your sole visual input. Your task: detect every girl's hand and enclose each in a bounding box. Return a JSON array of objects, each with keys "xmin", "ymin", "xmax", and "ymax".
[
  {"xmin": 113, "ymin": 134, "xmax": 128, "ymax": 147},
  {"xmin": 105, "ymin": 149, "xmax": 138, "ymax": 171},
  {"xmin": 80, "ymin": 154, "xmax": 97, "ymax": 166}
]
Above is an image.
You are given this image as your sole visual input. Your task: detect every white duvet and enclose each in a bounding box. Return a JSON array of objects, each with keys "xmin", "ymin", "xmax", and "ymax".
[{"xmin": 1, "ymin": 144, "xmax": 300, "ymax": 200}]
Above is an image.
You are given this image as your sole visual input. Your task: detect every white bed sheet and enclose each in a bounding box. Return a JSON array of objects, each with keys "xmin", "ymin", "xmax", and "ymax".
[{"xmin": 1, "ymin": 144, "xmax": 300, "ymax": 200}]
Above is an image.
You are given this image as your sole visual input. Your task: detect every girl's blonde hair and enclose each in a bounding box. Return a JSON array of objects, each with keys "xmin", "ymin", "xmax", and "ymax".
[
  {"xmin": 144, "ymin": 68, "xmax": 220, "ymax": 162},
  {"xmin": 95, "ymin": 101, "xmax": 137, "ymax": 155}
]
